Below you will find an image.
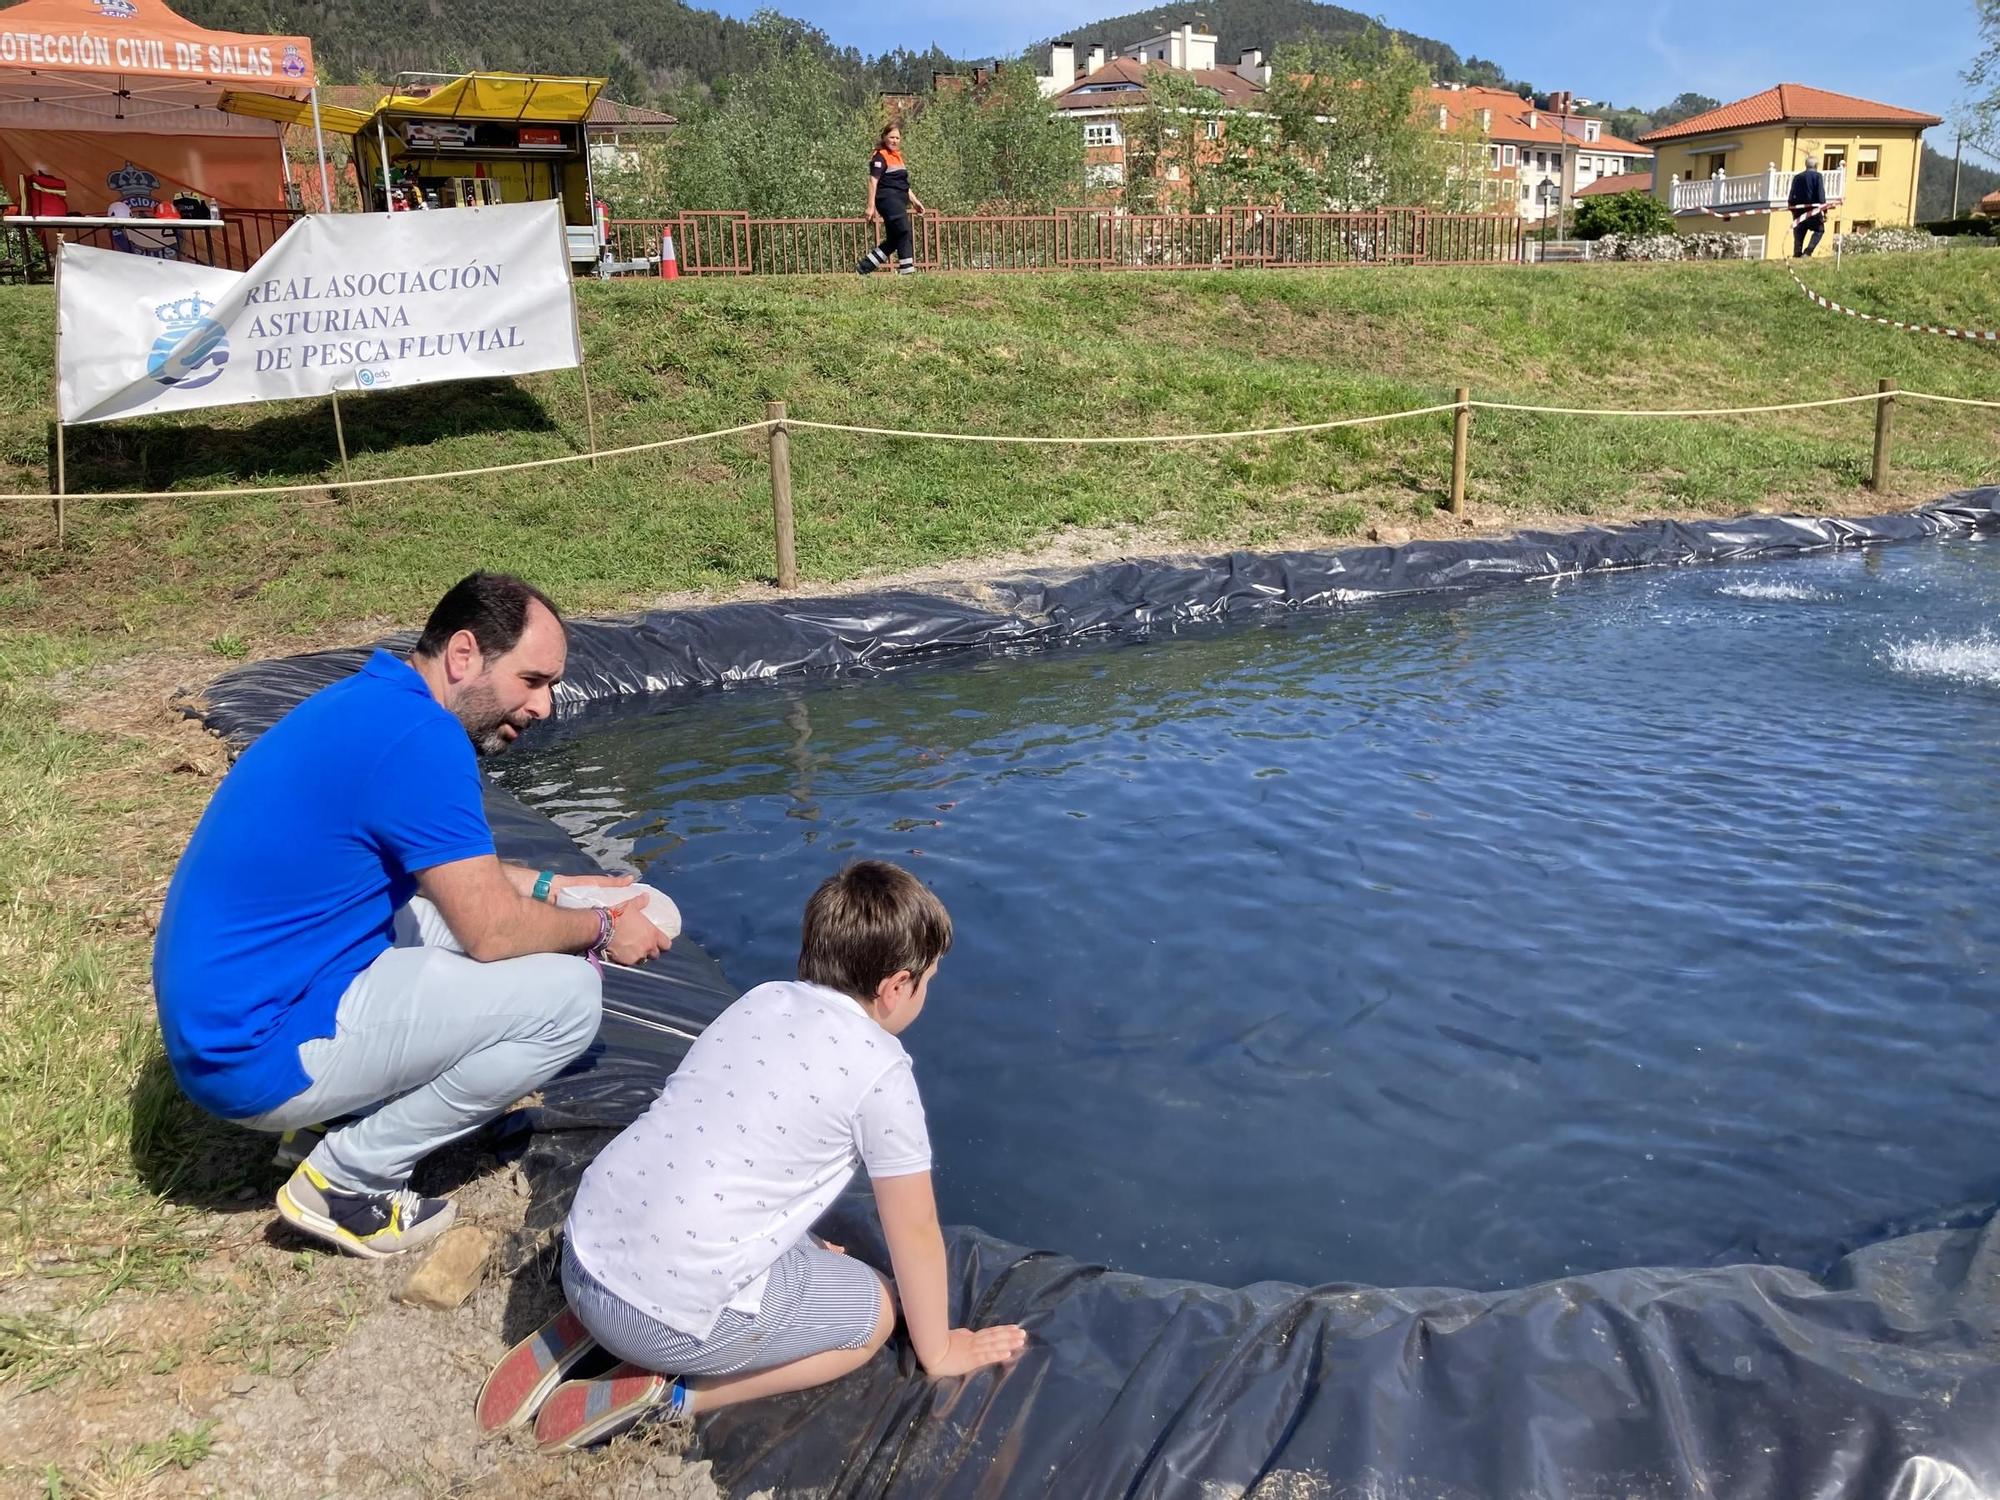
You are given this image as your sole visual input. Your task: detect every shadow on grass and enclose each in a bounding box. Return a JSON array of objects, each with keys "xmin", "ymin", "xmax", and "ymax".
[
  {"xmin": 128, "ymin": 1049, "xmax": 274, "ymax": 1223},
  {"xmin": 58, "ymin": 378, "xmax": 565, "ymax": 494},
  {"xmin": 130, "ymin": 1048, "xmax": 559, "ymax": 1270}
]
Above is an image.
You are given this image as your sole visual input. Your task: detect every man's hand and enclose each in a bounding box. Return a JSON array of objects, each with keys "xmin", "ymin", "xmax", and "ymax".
[
  {"xmin": 606, "ymin": 896, "xmax": 670, "ymax": 965},
  {"xmin": 867, "ymin": 207, "xmax": 881, "ymax": 225},
  {"xmin": 922, "ymin": 1325, "xmax": 1027, "ymax": 1380}
]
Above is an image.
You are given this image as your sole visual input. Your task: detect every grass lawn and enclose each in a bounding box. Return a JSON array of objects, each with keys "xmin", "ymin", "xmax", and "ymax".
[{"xmin": 0, "ymin": 252, "xmax": 1995, "ymax": 1492}]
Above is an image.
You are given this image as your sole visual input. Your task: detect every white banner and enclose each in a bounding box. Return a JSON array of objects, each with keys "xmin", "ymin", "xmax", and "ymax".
[{"xmin": 58, "ymin": 200, "xmax": 581, "ymax": 425}]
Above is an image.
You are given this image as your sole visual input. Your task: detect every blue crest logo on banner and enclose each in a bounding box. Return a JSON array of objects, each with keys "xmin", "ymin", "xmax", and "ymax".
[{"xmin": 146, "ymin": 294, "xmax": 230, "ymax": 390}]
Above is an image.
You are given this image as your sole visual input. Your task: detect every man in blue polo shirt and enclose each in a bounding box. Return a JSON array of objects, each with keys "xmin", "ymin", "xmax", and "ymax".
[{"xmin": 154, "ymin": 573, "xmax": 671, "ymax": 1258}]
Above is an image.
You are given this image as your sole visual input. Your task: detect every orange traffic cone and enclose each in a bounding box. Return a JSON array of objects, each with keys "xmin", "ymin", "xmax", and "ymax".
[{"xmin": 658, "ymin": 230, "xmax": 680, "ymax": 280}]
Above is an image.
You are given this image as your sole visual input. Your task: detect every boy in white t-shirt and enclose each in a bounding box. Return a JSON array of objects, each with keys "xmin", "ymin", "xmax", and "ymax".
[{"xmin": 478, "ymin": 860, "xmax": 1026, "ymax": 1449}]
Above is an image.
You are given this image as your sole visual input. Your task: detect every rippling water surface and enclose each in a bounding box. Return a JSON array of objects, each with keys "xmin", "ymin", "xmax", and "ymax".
[{"xmin": 501, "ymin": 540, "xmax": 2000, "ymax": 1290}]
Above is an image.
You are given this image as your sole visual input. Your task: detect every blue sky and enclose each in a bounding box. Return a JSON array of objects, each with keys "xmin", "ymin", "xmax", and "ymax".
[{"xmin": 707, "ymin": 0, "xmax": 1982, "ymax": 126}]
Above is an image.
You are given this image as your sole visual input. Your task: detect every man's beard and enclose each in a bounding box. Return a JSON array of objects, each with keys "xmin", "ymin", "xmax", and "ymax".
[{"xmin": 453, "ymin": 680, "xmax": 528, "ymax": 756}]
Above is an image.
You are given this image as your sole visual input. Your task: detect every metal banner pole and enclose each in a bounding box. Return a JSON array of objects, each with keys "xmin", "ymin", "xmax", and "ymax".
[
  {"xmin": 376, "ymin": 116, "xmax": 393, "ymax": 208},
  {"xmin": 50, "ymin": 235, "xmax": 66, "ymax": 544},
  {"xmin": 307, "ymin": 86, "xmax": 333, "ymax": 211}
]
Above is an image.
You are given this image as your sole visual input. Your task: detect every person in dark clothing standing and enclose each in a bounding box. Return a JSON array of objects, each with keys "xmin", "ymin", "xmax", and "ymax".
[
  {"xmin": 1788, "ymin": 154, "xmax": 1831, "ymax": 258},
  {"xmin": 858, "ymin": 124, "xmax": 926, "ymax": 275}
]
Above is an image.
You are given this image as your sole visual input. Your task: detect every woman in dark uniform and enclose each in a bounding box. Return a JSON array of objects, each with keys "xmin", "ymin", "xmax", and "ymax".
[{"xmin": 857, "ymin": 124, "xmax": 926, "ymax": 275}]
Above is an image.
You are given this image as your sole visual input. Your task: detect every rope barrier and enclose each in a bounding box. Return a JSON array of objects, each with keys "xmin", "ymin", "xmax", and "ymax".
[
  {"xmin": 1791, "ymin": 270, "xmax": 2000, "ymax": 344},
  {"xmin": 7, "ymin": 384, "xmax": 1996, "ymax": 509},
  {"xmin": 1899, "ymin": 389, "xmax": 2000, "ymax": 410},
  {"xmin": 1469, "ymin": 392, "xmax": 1891, "ymax": 418},
  {"xmin": 3, "ymin": 419, "xmax": 781, "ymax": 505},
  {"xmin": 783, "ymin": 404, "xmax": 1465, "ymax": 445}
]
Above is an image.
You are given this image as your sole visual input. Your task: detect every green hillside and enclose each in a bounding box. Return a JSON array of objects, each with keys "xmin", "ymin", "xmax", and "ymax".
[
  {"xmin": 1917, "ymin": 142, "xmax": 2000, "ymax": 222},
  {"xmin": 172, "ymin": 0, "xmax": 962, "ymax": 104},
  {"xmin": 1041, "ymin": 0, "xmax": 1478, "ymax": 79}
]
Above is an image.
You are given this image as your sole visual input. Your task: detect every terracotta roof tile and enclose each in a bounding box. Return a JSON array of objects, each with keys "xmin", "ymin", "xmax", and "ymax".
[
  {"xmin": 1427, "ymin": 87, "xmax": 1650, "ymax": 155},
  {"xmin": 1053, "ymin": 58, "xmax": 1264, "ymax": 111},
  {"xmin": 1576, "ymin": 171, "xmax": 1654, "ymax": 196},
  {"xmin": 587, "ymin": 97, "xmax": 676, "ymax": 129},
  {"xmin": 1637, "ymin": 84, "xmax": 1941, "ymax": 143}
]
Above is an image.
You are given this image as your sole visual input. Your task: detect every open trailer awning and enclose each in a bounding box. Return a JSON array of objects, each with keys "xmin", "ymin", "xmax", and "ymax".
[
  {"xmin": 217, "ymin": 90, "xmax": 369, "ymax": 136},
  {"xmin": 377, "ymin": 73, "xmax": 603, "ymax": 123}
]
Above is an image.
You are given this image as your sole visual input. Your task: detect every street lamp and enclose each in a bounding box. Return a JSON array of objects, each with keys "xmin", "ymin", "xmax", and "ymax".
[{"xmin": 1537, "ymin": 175, "xmax": 1558, "ymax": 234}]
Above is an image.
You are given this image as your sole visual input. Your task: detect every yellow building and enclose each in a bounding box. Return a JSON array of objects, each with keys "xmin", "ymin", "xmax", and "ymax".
[{"xmin": 1637, "ymin": 84, "xmax": 1940, "ymax": 258}]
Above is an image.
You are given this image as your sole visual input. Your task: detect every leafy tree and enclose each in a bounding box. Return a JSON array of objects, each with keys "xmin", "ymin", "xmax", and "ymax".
[
  {"xmin": 180, "ymin": 0, "xmax": 969, "ymax": 104},
  {"xmin": 1971, "ymin": 0, "xmax": 2000, "ymax": 149},
  {"xmin": 1218, "ymin": 32, "xmax": 1473, "ymax": 211},
  {"xmin": 650, "ymin": 14, "xmax": 875, "ymax": 217},
  {"xmin": 1460, "ymin": 56, "xmax": 1508, "ymax": 88},
  {"xmin": 900, "ymin": 62, "xmax": 1086, "ymax": 211},
  {"xmin": 1119, "ymin": 68, "xmax": 1230, "ymax": 210},
  {"xmin": 1600, "ymin": 106, "xmax": 1654, "ymax": 142},
  {"xmin": 1571, "ymin": 190, "xmax": 1672, "ymax": 239},
  {"xmin": 1652, "ymin": 92, "xmax": 1720, "ymax": 128}
]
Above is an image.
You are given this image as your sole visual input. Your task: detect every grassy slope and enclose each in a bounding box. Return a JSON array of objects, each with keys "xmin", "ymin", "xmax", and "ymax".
[
  {"xmin": 0, "ymin": 255, "xmax": 1996, "ymax": 1462},
  {"xmin": 3, "ymin": 253, "xmax": 1998, "ymax": 653}
]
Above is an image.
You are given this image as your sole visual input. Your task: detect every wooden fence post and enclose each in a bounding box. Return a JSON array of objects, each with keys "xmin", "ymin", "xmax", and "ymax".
[
  {"xmin": 1450, "ymin": 386, "xmax": 1471, "ymax": 515},
  {"xmin": 766, "ymin": 399, "xmax": 798, "ymax": 592},
  {"xmin": 1870, "ymin": 377, "xmax": 1895, "ymax": 493}
]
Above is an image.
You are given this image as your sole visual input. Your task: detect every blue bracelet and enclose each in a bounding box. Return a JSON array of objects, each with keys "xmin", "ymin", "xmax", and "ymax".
[{"xmin": 532, "ymin": 869, "xmax": 555, "ymax": 902}]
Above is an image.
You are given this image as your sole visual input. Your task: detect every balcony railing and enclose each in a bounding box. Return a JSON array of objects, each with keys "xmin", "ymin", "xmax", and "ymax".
[{"xmin": 1670, "ymin": 167, "xmax": 1845, "ymax": 215}]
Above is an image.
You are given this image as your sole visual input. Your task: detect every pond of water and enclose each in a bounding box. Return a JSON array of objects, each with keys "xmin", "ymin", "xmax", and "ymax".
[{"xmin": 501, "ymin": 540, "xmax": 2000, "ymax": 1290}]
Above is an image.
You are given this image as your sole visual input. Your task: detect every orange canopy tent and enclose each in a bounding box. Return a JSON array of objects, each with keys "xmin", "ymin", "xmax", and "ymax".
[{"xmin": 0, "ymin": 0, "xmax": 321, "ymax": 233}]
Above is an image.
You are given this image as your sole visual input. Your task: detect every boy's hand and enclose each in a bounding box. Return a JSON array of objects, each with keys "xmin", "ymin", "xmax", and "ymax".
[{"xmin": 922, "ymin": 1325, "xmax": 1027, "ymax": 1380}]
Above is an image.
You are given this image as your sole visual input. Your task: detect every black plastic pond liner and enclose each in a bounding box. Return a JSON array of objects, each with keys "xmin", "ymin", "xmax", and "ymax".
[
  {"xmin": 193, "ymin": 489, "xmax": 2000, "ymax": 747},
  {"xmin": 187, "ymin": 492, "xmax": 2000, "ymax": 1500}
]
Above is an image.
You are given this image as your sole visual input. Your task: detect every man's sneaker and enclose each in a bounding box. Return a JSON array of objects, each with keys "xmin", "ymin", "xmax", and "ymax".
[
  {"xmin": 275, "ymin": 1162, "xmax": 457, "ymax": 1259},
  {"xmin": 476, "ymin": 1305, "xmax": 600, "ymax": 1432},
  {"xmin": 270, "ymin": 1122, "xmax": 328, "ymax": 1170},
  {"xmin": 533, "ymin": 1364, "xmax": 686, "ymax": 1452},
  {"xmin": 855, "ymin": 255, "xmax": 875, "ymax": 275}
]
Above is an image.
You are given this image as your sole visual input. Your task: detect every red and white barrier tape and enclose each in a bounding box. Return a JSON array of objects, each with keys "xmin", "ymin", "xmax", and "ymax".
[
  {"xmin": 1674, "ymin": 201, "xmax": 1842, "ymax": 224},
  {"xmin": 1790, "ymin": 271, "xmax": 2000, "ymax": 344}
]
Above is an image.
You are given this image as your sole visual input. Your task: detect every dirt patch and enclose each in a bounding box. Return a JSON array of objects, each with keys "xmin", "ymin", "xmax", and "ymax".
[{"xmin": 0, "ymin": 1146, "xmax": 723, "ymax": 1499}]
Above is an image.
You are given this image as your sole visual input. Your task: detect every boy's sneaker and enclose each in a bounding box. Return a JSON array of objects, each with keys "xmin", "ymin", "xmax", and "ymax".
[
  {"xmin": 533, "ymin": 1364, "xmax": 686, "ymax": 1452},
  {"xmin": 476, "ymin": 1305, "xmax": 600, "ymax": 1432},
  {"xmin": 275, "ymin": 1162, "xmax": 456, "ymax": 1259}
]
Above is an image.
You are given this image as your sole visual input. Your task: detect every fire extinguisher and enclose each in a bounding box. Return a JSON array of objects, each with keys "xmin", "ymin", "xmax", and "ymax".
[{"xmin": 594, "ymin": 197, "xmax": 610, "ymax": 251}]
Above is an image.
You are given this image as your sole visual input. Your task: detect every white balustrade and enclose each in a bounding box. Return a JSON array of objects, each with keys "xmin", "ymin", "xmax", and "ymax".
[{"xmin": 1668, "ymin": 166, "xmax": 1846, "ymax": 215}]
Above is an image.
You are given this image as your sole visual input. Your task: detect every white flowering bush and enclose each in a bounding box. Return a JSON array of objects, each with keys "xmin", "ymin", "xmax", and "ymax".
[
  {"xmin": 1838, "ymin": 228, "xmax": 1938, "ymax": 255},
  {"xmin": 1593, "ymin": 232, "xmax": 1757, "ymax": 261}
]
